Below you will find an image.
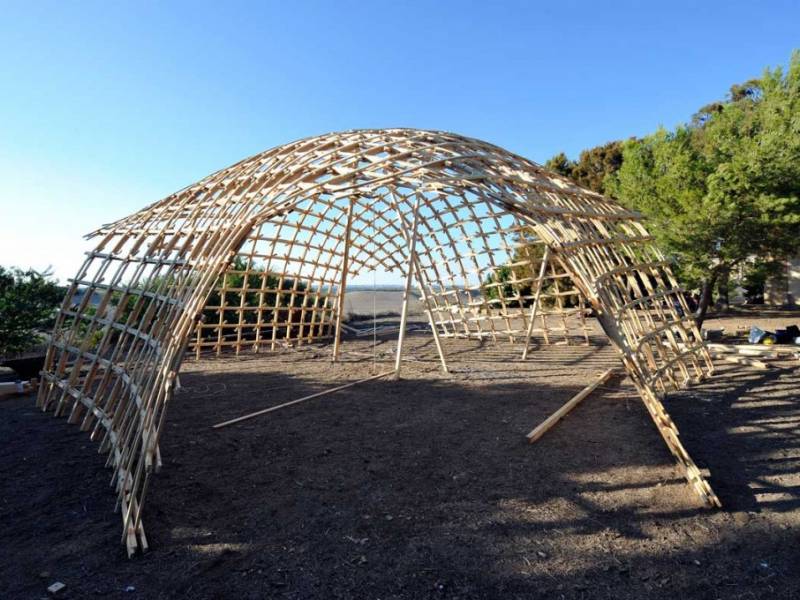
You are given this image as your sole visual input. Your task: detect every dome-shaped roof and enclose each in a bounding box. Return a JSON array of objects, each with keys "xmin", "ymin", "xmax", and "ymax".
[{"xmin": 96, "ymin": 128, "xmax": 636, "ymax": 238}]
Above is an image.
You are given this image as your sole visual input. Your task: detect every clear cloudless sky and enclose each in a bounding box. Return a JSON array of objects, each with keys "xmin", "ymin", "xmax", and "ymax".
[{"xmin": 1, "ymin": 0, "xmax": 798, "ymax": 283}]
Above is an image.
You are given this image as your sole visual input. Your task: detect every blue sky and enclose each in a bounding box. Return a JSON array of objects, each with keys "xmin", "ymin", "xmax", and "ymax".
[{"xmin": 1, "ymin": 0, "xmax": 798, "ymax": 283}]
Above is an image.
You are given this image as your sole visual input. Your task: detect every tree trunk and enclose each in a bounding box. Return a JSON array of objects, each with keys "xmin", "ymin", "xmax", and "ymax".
[
  {"xmin": 694, "ymin": 271, "xmax": 719, "ymax": 329},
  {"xmin": 716, "ymin": 266, "xmax": 730, "ymax": 310}
]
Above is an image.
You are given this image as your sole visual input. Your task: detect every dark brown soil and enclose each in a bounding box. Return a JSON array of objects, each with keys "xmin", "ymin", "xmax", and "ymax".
[{"xmin": 2, "ymin": 314, "xmax": 800, "ymax": 599}]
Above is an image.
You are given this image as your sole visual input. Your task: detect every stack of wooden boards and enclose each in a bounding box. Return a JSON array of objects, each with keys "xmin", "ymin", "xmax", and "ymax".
[
  {"xmin": 704, "ymin": 342, "xmax": 800, "ymax": 369},
  {"xmin": 0, "ymin": 380, "xmax": 35, "ymax": 397}
]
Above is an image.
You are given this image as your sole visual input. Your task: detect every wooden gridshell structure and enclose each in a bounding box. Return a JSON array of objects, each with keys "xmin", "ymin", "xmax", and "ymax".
[{"xmin": 37, "ymin": 129, "xmax": 718, "ymax": 556}]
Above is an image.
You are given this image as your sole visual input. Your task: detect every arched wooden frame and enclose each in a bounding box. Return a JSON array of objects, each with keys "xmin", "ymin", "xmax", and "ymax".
[{"xmin": 37, "ymin": 129, "xmax": 717, "ymax": 556}]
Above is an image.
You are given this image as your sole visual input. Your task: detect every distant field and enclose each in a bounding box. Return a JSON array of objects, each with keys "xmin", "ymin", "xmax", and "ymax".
[{"xmin": 343, "ymin": 290, "xmax": 424, "ymax": 317}]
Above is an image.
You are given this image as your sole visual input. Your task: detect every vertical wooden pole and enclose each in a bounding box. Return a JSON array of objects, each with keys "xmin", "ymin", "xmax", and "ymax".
[
  {"xmin": 389, "ymin": 190, "xmax": 449, "ymax": 373},
  {"xmin": 521, "ymin": 246, "xmax": 551, "ymax": 361},
  {"xmin": 394, "ymin": 193, "xmax": 422, "ymax": 378},
  {"xmin": 413, "ymin": 263, "xmax": 449, "ymax": 373},
  {"xmin": 332, "ymin": 198, "xmax": 354, "ymax": 362}
]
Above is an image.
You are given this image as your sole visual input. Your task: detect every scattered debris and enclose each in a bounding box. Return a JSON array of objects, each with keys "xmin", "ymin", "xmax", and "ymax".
[
  {"xmin": 344, "ymin": 536, "xmax": 368, "ymax": 545},
  {"xmin": 47, "ymin": 582, "xmax": 66, "ymax": 595},
  {"xmin": 0, "ymin": 380, "xmax": 34, "ymax": 397},
  {"xmin": 698, "ymin": 336, "xmax": 800, "ymax": 369},
  {"xmin": 749, "ymin": 326, "xmax": 769, "ymax": 344},
  {"xmin": 748, "ymin": 324, "xmax": 800, "ymax": 346}
]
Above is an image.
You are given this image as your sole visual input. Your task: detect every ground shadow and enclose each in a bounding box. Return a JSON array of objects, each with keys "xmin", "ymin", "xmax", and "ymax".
[{"xmin": 2, "ymin": 338, "xmax": 799, "ymax": 599}]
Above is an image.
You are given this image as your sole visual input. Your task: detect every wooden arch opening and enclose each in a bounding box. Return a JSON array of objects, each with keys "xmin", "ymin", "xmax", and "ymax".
[
  {"xmin": 36, "ymin": 129, "xmax": 718, "ymax": 556},
  {"xmin": 191, "ymin": 185, "xmax": 591, "ymax": 358}
]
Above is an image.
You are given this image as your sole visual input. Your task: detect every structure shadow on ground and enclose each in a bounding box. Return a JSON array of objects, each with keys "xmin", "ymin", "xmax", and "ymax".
[
  {"xmin": 667, "ymin": 361, "xmax": 800, "ymax": 513},
  {"xmin": 2, "ymin": 355, "xmax": 799, "ymax": 599}
]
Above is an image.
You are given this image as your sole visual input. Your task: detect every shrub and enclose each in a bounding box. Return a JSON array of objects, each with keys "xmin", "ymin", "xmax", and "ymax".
[{"xmin": 0, "ymin": 267, "xmax": 65, "ymax": 357}]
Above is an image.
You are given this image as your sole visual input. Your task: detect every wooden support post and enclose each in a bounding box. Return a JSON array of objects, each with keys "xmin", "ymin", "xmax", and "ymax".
[
  {"xmin": 394, "ymin": 193, "xmax": 423, "ymax": 379},
  {"xmin": 527, "ymin": 368, "xmax": 615, "ymax": 443},
  {"xmin": 414, "ymin": 264, "xmax": 449, "ymax": 373},
  {"xmin": 212, "ymin": 370, "xmax": 394, "ymax": 429},
  {"xmin": 332, "ymin": 197, "xmax": 355, "ymax": 363},
  {"xmin": 521, "ymin": 246, "xmax": 552, "ymax": 361},
  {"xmin": 390, "ymin": 190, "xmax": 449, "ymax": 374}
]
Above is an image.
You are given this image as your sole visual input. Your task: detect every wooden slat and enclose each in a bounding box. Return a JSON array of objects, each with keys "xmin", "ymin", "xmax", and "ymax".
[
  {"xmin": 212, "ymin": 370, "xmax": 394, "ymax": 429},
  {"xmin": 527, "ymin": 369, "xmax": 616, "ymax": 443}
]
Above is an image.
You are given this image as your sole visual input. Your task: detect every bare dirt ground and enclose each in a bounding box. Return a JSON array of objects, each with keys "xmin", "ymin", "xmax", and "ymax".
[{"xmin": 2, "ymin": 310, "xmax": 800, "ymax": 599}]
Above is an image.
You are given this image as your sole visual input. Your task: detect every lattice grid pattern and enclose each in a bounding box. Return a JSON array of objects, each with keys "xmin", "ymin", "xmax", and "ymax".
[{"xmin": 37, "ymin": 129, "xmax": 716, "ymax": 556}]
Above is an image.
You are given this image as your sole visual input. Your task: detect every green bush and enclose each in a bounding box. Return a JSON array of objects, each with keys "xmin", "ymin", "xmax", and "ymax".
[
  {"xmin": 0, "ymin": 267, "xmax": 65, "ymax": 357},
  {"xmin": 484, "ymin": 265, "xmax": 529, "ymax": 308},
  {"xmin": 108, "ymin": 258, "xmax": 316, "ymax": 342}
]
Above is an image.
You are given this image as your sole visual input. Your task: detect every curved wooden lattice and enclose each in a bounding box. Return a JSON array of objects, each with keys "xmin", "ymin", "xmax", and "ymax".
[{"xmin": 37, "ymin": 128, "xmax": 717, "ymax": 556}]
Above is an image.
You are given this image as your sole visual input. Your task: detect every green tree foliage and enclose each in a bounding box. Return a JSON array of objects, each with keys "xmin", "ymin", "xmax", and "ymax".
[
  {"xmin": 544, "ymin": 140, "xmax": 624, "ymax": 194},
  {"xmin": 570, "ymin": 141, "xmax": 624, "ymax": 194},
  {"xmin": 0, "ymin": 267, "xmax": 64, "ymax": 356},
  {"xmin": 104, "ymin": 257, "xmax": 318, "ymax": 347},
  {"xmin": 606, "ymin": 51, "xmax": 800, "ymax": 324},
  {"xmin": 544, "ymin": 152, "xmax": 574, "ymax": 179},
  {"xmin": 483, "ymin": 241, "xmax": 578, "ymax": 309},
  {"xmin": 74, "ymin": 258, "xmax": 315, "ymax": 352},
  {"xmin": 484, "ymin": 265, "xmax": 523, "ymax": 306},
  {"xmin": 200, "ymin": 257, "xmax": 312, "ymax": 339}
]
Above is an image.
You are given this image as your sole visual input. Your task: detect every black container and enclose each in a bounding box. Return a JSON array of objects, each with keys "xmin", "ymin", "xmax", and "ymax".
[{"xmin": 1, "ymin": 355, "xmax": 46, "ymax": 380}]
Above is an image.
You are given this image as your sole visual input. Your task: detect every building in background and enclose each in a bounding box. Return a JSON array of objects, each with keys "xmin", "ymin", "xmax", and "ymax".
[{"xmin": 765, "ymin": 257, "xmax": 800, "ymax": 306}]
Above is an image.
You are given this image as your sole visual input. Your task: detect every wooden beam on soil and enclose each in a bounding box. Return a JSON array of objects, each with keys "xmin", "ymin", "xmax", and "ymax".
[
  {"xmin": 0, "ymin": 380, "xmax": 34, "ymax": 397},
  {"xmin": 526, "ymin": 368, "xmax": 616, "ymax": 443},
  {"xmin": 713, "ymin": 354, "xmax": 770, "ymax": 370},
  {"xmin": 212, "ymin": 370, "xmax": 395, "ymax": 429},
  {"xmin": 706, "ymin": 343, "xmax": 795, "ymax": 356}
]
